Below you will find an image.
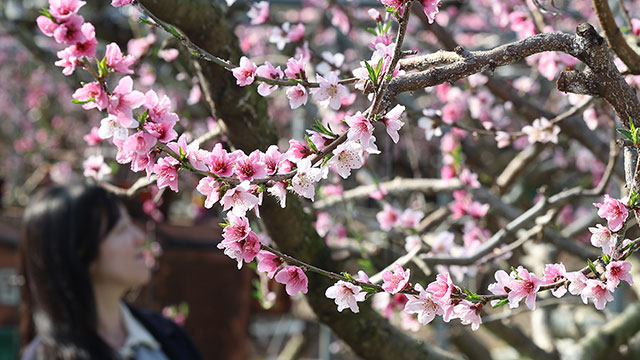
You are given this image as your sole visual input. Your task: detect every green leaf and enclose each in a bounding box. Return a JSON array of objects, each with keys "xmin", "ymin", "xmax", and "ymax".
[
  {"xmin": 341, "ymin": 272, "xmax": 355, "ymax": 282},
  {"xmin": 617, "ymin": 129, "xmax": 633, "ymax": 142},
  {"xmin": 39, "ymin": 8, "xmax": 55, "ymax": 21},
  {"xmin": 139, "ymin": 17, "xmax": 156, "ymax": 26},
  {"xmin": 305, "ymin": 134, "xmax": 318, "ymax": 152},
  {"xmin": 587, "ymin": 258, "xmax": 598, "ymax": 274},
  {"xmin": 383, "ymin": 21, "xmax": 392, "ymax": 34},
  {"xmin": 624, "ymin": 239, "xmax": 638, "ymax": 251},
  {"xmin": 72, "ymin": 97, "xmax": 94, "ymax": 104},
  {"xmin": 167, "ymin": 25, "xmax": 181, "ymax": 38},
  {"xmin": 322, "ymin": 153, "xmax": 333, "ymax": 167},
  {"xmin": 491, "ymin": 298, "xmax": 509, "ymax": 308},
  {"xmin": 364, "ymin": 61, "xmax": 378, "ymax": 86},
  {"xmin": 375, "ymin": 57, "xmax": 384, "ymax": 79},
  {"xmin": 366, "ymin": 27, "xmax": 378, "ymax": 36},
  {"xmin": 463, "ymin": 288, "xmax": 482, "ymax": 302},
  {"xmin": 602, "ymin": 253, "xmax": 611, "ymax": 264}
]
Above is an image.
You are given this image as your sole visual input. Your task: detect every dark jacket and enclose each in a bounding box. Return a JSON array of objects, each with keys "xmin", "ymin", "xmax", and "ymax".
[
  {"xmin": 22, "ymin": 305, "xmax": 203, "ymax": 360},
  {"xmin": 127, "ymin": 305, "xmax": 203, "ymax": 360}
]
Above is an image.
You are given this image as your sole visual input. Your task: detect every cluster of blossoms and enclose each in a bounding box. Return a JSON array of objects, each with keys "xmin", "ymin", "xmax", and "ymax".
[
  {"xmin": 323, "ymin": 193, "xmax": 635, "ymax": 332},
  {"xmin": 233, "ymin": 55, "xmax": 352, "ymax": 112},
  {"xmin": 218, "ymin": 214, "xmax": 308, "ymax": 296}
]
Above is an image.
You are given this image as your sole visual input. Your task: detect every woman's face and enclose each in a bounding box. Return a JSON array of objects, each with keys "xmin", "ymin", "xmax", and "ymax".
[{"xmin": 90, "ymin": 207, "xmax": 151, "ymax": 292}]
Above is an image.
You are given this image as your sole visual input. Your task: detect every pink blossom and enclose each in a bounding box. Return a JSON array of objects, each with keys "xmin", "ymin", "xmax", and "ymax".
[
  {"xmin": 105, "ymin": 42, "xmax": 135, "ymax": 74},
  {"xmin": 49, "ymin": 0, "xmax": 86, "ymax": 22},
  {"xmin": 370, "ymin": 186, "xmax": 387, "ymax": 200},
  {"xmin": 507, "ymin": 266, "xmax": 541, "ymax": 310},
  {"xmin": 153, "ymin": 156, "xmax": 180, "ymax": 192},
  {"xmin": 255, "ymin": 62, "xmax": 283, "ymax": 96},
  {"xmin": 421, "ymin": 0, "xmax": 442, "ymax": 24},
  {"xmin": 53, "ymin": 14, "xmax": 85, "ymax": 45},
  {"xmin": 37, "ymin": 16, "xmax": 59, "ymax": 37},
  {"xmin": 376, "ymin": 203, "xmax": 400, "ymax": 231},
  {"xmin": 311, "ymin": 71, "xmax": 348, "ymax": 110},
  {"xmin": 263, "ymin": 145, "xmax": 284, "ymax": 175},
  {"xmin": 127, "ymin": 34, "xmax": 156, "ymax": 59},
  {"xmin": 381, "ymin": 264, "xmax": 410, "ymax": 294},
  {"xmin": 196, "ymin": 177, "xmax": 222, "ymax": 209},
  {"xmin": 107, "ymin": 76, "xmax": 146, "ymax": 128},
  {"xmin": 286, "ymin": 84, "xmax": 308, "ymax": 109},
  {"xmin": 206, "ymin": 143, "xmax": 237, "ymax": 177},
  {"xmin": 123, "ymin": 131, "xmax": 156, "ymax": 156},
  {"xmin": 248, "ymin": 1, "xmax": 269, "ymax": 24},
  {"xmin": 426, "ymin": 232, "xmax": 454, "ymax": 255},
  {"xmin": 328, "ymin": 141, "xmax": 364, "ymax": 179},
  {"xmin": 222, "ymin": 214, "xmax": 250, "ymax": 242},
  {"xmin": 55, "ymin": 46, "xmax": 81, "ymax": 75},
  {"xmin": 285, "ymin": 139, "xmax": 312, "ymax": 162},
  {"xmin": 487, "ymin": 270, "xmax": 513, "ymax": 306},
  {"xmin": 232, "ymin": 56, "xmax": 257, "ymax": 86},
  {"xmin": 256, "ymin": 251, "xmax": 282, "ymax": 279},
  {"xmin": 111, "ymin": 0, "xmax": 134, "ymax": 7},
  {"xmin": 441, "ymin": 102, "xmax": 465, "ymax": 124},
  {"xmin": 495, "ymin": 131, "xmax": 511, "ymax": 148},
  {"xmin": 398, "ymin": 209, "xmax": 424, "ymax": 229},
  {"xmin": 144, "ymin": 122, "xmax": 178, "ymax": 143},
  {"xmin": 158, "ymin": 48, "xmax": 179, "ymax": 62},
  {"xmin": 588, "ymin": 224, "xmax": 616, "ymax": 255},
  {"xmin": 284, "ymin": 56, "xmax": 306, "ymax": 79},
  {"xmin": 287, "ymin": 23, "xmax": 305, "ymax": 42},
  {"xmin": 593, "ymin": 194, "xmax": 629, "ymax": 232},
  {"xmin": 382, "ymin": 105, "xmax": 405, "ymax": 143},
  {"xmin": 234, "ymin": 150, "xmax": 267, "ymax": 181},
  {"xmin": 218, "ymin": 230, "xmax": 261, "ymax": 269},
  {"xmin": 70, "ymin": 22, "xmax": 97, "ymax": 58},
  {"xmin": 368, "ymin": 8, "xmax": 382, "ymax": 22},
  {"xmin": 459, "ymin": 169, "xmax": 480, "ymax": 188},
  {"xmin": 453, "ymin": 300, "xmax": 482, "ymax": 331},
  {"xmin": 275, "ymin": 266, "xmax": 308, "ymax": 296},
  {"xmin": 291, "ymin": 158, "xmax": 323, "ymax": 200},
  {"xmin": 404, "ymin": 283, "xmax": 443, "ymax": 325},
  {"xmin": 98, "ymin": 115, "xmax": 129, "ymax": 140},
  {"xmin": 131, "ymin": 153, "xmax": 154, "ymax": 179},
  {"xmin": 82, "ymin": 155, "xmax": 111, "ymax": 180},
  {"xmin": 582, "ymin": 279, "xmax": 614, "ymax": 310},
  {"xmin": 325, "ymin": 281, "xmax": 367, "ymax": 313},
  {"xmin": 267, "ymin": 182, "xmax": 288, "ymax": 208},
  {"xmin": 632, "ymin": 18, "xmax": 640, "ymax": 37},
  {"xmin": 220, "ymin": 181, "xmax": 260, "ymax": 217},
  {"xmin": 509, "ymin": 11, "xmax": 536, "ymax": 38},
  {"xmin": 522, "ymin": 117, "xmax": 560, "ymax": 144},
  {"xmin": 541, "ymin": 263, "xmax": 567, "ymax": 298},
  {"xmin": 145, "ymin": 90, "xmax": 179, "ymax": 124},
  {"xmin": 83, "ymin": 127, "xmax": 103, "ymax": 146},
  {"xmin": 566, "ymin": 271, "xmax": 589, "ymax": 298},
  {"xmin": 73, "ymin": 81, "xmax": 107, "ymax": 111},
  {"xmin": 331, "ymin": 7, "xmax": 350, "ymax": 34},
  {"xmin": 346, "ymin": 111, "xmax": 377, "ymax": 153},
  {"xmin": 537, "ymin": 52, "xmax": 559, "ymax": 81},
  {"xmin": 605, "ymin": 261, "xmax": 633, "ymax": 291}
]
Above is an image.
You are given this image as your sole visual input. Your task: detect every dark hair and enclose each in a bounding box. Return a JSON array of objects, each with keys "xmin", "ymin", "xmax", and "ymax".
[{"xmin": 20, "ymin": 183, "xmax": 121, "ymax": 359}]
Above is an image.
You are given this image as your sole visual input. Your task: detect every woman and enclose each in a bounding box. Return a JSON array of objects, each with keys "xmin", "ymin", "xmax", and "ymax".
[{"xmin": 20, "ymin": 183, "xmax": 202, "ymax": 360}]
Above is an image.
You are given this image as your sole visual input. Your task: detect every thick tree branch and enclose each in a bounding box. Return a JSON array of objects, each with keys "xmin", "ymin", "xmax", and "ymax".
[
  {"xmin": 573, "ymin": 302, "xmax": 640, "ymax": 360},
  {"xmin": 592, "ymin": 0, "xmax": 640, "ymax": 74}
]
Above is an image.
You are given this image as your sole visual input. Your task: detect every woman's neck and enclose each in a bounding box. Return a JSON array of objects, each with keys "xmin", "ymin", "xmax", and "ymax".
[{"xmin": 93, "ymin": 282, "xmax": 127, "ymax": 349}]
